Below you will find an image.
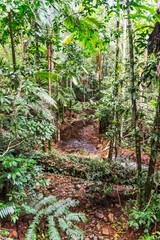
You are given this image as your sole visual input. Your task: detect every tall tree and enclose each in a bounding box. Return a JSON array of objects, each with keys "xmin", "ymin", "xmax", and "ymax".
[{"xmin": 127, "ymin": 0, "xmax": 142, "ymax": 208}]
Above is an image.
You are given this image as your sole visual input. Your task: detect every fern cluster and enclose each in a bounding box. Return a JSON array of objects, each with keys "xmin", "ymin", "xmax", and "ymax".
[{"xmin": 23, "ymin": 195, "xmax": 87, "ymax": 240}]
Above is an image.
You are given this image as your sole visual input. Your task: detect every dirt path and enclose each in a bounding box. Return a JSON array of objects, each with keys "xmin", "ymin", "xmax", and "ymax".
[{"xmin": 57, "ymin": 117, "xmax": 100, "ymax": 154}]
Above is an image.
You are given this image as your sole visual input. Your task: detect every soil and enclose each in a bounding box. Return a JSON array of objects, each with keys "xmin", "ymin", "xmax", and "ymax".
[
  {"xmin": 2, "ymin": 173, "xmax": 142, "ymax": 240},
  {"xmin": 1, "ymin": 109, "xmax": 159, "ymax": 240}
]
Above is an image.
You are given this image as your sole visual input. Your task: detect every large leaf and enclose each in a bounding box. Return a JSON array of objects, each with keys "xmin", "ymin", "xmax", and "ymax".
[
  {"xmin": 71, "ymin": 76, "xmax": 79, "ymax": 85},
  {"xmin": 35, "ymin": 71, "xmax": 61, "ymax": 81},
  {"xmin": 127, "ymin": 13, "xmax": 155, "ymax": 24},
  {"xmin": 130, "ymin": 3, "xmax": 155, "ymax": 15}
]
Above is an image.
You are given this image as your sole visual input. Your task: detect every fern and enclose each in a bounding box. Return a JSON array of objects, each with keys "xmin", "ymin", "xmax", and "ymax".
[
  {"xmin": 48, "ymin": 216, "xmax": 61, "ymax": 240},
  {"xmin": 24, "ymin": 195, "xmax": 87, "ymax": 240},
  {"xmin": 66, "ymin": 228, "xmax": 84, "ymax": 240},
  {"xmin": 66, "ymin": 212, "xmax": 87, "ymax": 222},
  {"xmin": 34, "ymin": 195, "xmax": 57, "ymax": 211},
  {"xmin": 0, "ymin": 205, "xmax": 15, "ymax": 219},
  {"xmin": 58, "ymin": 218, "xmax": 71, "ymax": 231},
  {"xmin": 26, "ymin": 214, "xmax": 40, "ymax": 240}
]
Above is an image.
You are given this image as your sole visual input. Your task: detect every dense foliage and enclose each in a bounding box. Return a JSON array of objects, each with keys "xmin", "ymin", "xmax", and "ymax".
[{"xmin": 1, "ymin": 0, "xmax": 160, "ymax": 239}]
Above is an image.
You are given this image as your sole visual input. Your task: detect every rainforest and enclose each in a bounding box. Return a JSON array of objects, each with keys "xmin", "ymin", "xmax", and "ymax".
[{"xmin": 0, "ymin": 0, "xmax": 160, "ymax": 239}]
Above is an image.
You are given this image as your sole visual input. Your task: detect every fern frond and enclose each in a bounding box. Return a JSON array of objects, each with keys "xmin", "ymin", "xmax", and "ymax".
[
  {"xmin": 85, "ymin": 16, "xmax": 105, "ymax": 29},
  {"xmin": 34, "ymin": 195, "xmax": 57, "ymax": 211},
  {"xmin": 24, "ymin": 196, "xmax": 86, "ymax": 240},
  {"xmin": 48, "ymin": 216, "xmax": 61, "ymax": 240},
  {"xmin": 66, "ymin": 213, "xmax": 80, "ymax": 222},
  {"xmin": 33, "ymin": 88, "xmax": 57, "ymax": 108},
  {"xmin": 66, "ymin": 228, "xmax": 84, "ymax": 240},
  {"xmin": 58, "ymin": 217, "xmax": 72, "ymax": 231},
  {"xmin": 22, "ymin": 204, "xmax": 37, "ymax": 215},
  {"xmin": 25, "ymin": 214, "xmax": 40, "ymax": 240},
  {"xmin": 0, "ymin": 205, "xmax": 15, "ymax": 219},
  {"xmin": 54, "ymin": 198, "xmax": 78, "ymax": 217},
  {"xmin": 66, "ymin": 213, "xmax": 87, "ymax": 223}
]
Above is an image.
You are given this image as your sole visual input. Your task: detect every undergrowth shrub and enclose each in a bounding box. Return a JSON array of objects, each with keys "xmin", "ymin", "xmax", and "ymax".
[
  {"xmin": 129, "ymin": 172, "xmax": 160, "ymax": 240},
  {"xmin": 38, "ymin": 152, "xmax": 136, "ymax": 186},
  {"xmin": 0, "ymin": 155, "xmax": 46, "ymax": 201}
]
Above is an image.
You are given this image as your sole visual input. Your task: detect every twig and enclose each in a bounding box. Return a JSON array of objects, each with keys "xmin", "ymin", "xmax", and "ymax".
[
  {"xmin": 1, "ymin": 140, "xmax": 24, "ymax": 157},
  {"xmin": 117, "ymin": 188, "xmax": 123, "ymax": 210}
]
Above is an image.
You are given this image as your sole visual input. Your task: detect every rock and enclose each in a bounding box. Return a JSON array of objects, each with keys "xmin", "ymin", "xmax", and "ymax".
[
  {"xmin": 108, "ymin": 213, "xmax": 114, "ymax": 222},
  {"xmin": 75, "ymin": 184, "xmax": 81, "ymax": 190},
  {"xmin": 90, "ymin": 234, "xmax": 94, "ymax": 238},
  {"xmin": 85, "ymin": 203, "xmax": 91, "ymax": 208},
  {"xmin": 96, "ymin": 223, "xmax": 101, "ymax": 231},
  {"xmin": 95, "ymin": 212, "xmax": 104, "ymax": 219},
  {"xmin": 102, "ymin": 227, "xmax": 110, "ymax": 235}
]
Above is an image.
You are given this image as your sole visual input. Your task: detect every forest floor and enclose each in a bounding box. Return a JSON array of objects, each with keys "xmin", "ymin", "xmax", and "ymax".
[{"xmin": 2, "ymin": 109, "xmax": 158, "ymax": 240}]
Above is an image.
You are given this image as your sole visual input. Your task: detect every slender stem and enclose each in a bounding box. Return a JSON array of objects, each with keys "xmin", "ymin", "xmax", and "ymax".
[{"xmin": 8, "ymin": 12, "xmax": 16, "ymax": 72}]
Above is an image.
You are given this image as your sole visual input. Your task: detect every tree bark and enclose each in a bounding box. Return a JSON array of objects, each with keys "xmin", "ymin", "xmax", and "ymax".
[
  {"xmin": 47, "ymin": 33, "xmax": 54, "ymax": 150},
  {"xmin": 114, "ymin": 18, "xmax": 120, "ymax": 159},
  {"xmin": 8, "ymin": 12, "xmax": 16, "ymax": 72},
  {"xmin": 127, "ymin": 0, "xmax": 142, "ymax": 208},
  {"xmin": 145, "ymin": 57, "xmax": 160, "ymax": 202}
]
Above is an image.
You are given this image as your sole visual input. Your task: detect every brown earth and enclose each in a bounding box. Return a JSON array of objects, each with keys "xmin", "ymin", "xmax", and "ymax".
[{"xmin": 2, "ymin": 173, "xmax": 142, "ymax": 240}]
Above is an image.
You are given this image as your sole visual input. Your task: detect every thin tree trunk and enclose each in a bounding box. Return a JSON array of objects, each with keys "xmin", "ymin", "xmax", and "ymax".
[
  {"xmin": 47, "ymin": 34, "xmax": 54, "ymax": 150},
  {"xmin": 145, "ymin": 56, "xmax": 160, "ymax": 202},
  {"xmin": 121, "ymin": 17, "xmax": 127, "ymax": 139},
  {"xmin": 96, "ymin": 53, "xmax": 102, "ymax": 99},
  {"xmin": 114, "ymin": 17, "xmax": 120, "ymax": 159},
  {"xmin": 8, "ymin": 12, "xmax": 16, "ymax": 73},
  {"xmin": 127, "ymin": 0, "xmax": 142, "ymax": 208}
]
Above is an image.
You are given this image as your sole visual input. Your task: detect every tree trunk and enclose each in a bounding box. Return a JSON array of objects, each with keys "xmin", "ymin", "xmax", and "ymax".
[
  {"xmin": 145, "ymin": 57, "xmax": 160, "ymax": 202},
  {"xmin": 47, "ymin": 33, "xmax": 54, "ymax": 151},
  {"xmin": 127, "ymin": 0, "xmax": 142, "ymax": 208},
  {"xmin": 114, "ymin": 17, "xmax": 120, "ymax": 159},
  {"xmin": 8, "ymin": 12, "xmax": 16, "ymax": 73},
  {"xmin": 96, "ymin": 53, "xmax": 102, "ymax": 99},
  {"xmin": 121, "ymin": 17, "xmax": 127, "ymax": 140}
]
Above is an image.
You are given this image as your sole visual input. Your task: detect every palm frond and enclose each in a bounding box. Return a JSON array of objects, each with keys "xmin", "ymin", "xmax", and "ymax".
[{"xmin": 33, "ymin": 88, "xmax": 57, "ymax": 108}]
